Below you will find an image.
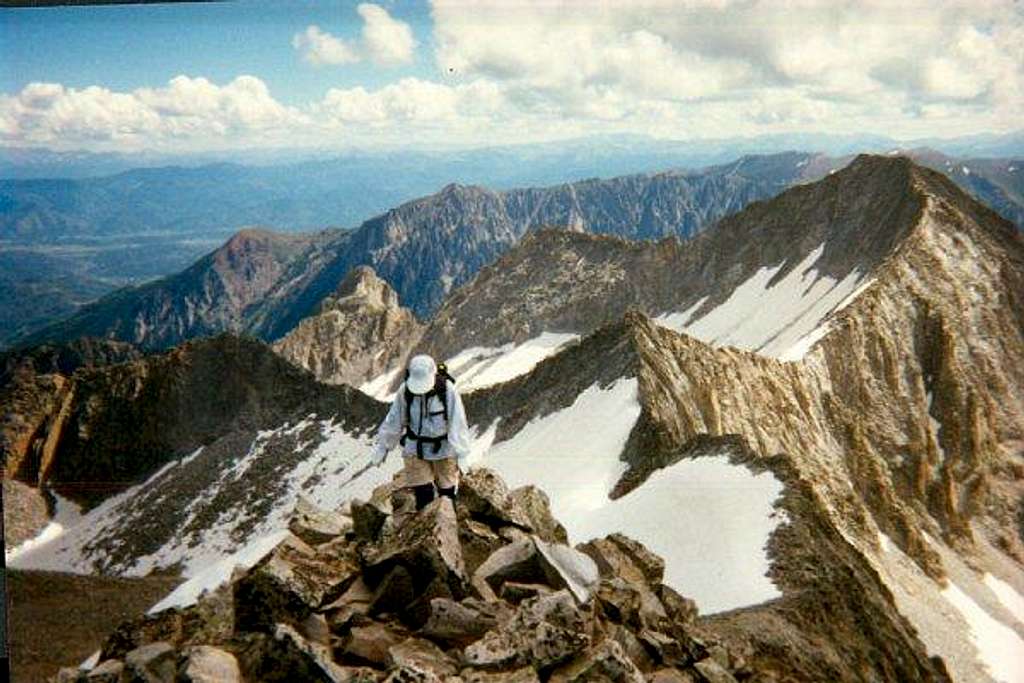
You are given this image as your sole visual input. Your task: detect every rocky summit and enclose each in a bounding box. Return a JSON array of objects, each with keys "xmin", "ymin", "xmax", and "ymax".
[{"xmin": 50, "ymin": 468, "xmax": 927, "ymax": 683}]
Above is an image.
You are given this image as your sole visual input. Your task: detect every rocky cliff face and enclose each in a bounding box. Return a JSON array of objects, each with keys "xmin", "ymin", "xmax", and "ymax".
[
  {"xmin": 271, "ymin": 266, "xmax": 424, "ymax": 389},
  {"xmin": 51, "ymin": 469, "xmax": 949, "ymax": 683}
]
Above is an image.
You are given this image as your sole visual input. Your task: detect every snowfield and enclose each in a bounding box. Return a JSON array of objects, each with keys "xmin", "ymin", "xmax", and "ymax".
[{"xmin": 655, "ymin": 245, "xmax": 872, "ymax": 360}]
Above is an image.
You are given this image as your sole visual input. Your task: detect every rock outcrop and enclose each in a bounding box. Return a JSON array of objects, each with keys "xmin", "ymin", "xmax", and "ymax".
[
  {"xmin": 272, "ymin": 266, "xmax": 424, "ymax": 388},
  {"xmin": 54, "ymin": 468, "xmax": 909, "ymax": 683}
]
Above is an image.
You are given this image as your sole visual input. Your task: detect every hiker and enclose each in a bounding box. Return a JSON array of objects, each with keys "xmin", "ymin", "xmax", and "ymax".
[{"xmin": 371, "ymin": 354, "xmax": 472, "ymax": 509}]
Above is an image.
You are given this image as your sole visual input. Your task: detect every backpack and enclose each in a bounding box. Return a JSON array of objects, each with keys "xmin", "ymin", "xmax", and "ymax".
[{"xmin": 400, "ymin": 362, "xmax": 456, "ymax": 458}]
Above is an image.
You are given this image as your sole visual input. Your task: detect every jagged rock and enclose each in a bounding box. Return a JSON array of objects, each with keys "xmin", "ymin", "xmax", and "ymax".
[
  {"xmin": 460, "ymin": 668, "xmax": 540, "ymax": 683},
  {"xmin": 290, "ymin": 495, "xmax": 353, "ymax": 546},
  {"xmin": 499, "ymin": 582, "xmax": 552, "ymax": 604},
  {"xmin": 606, "ymin": 534, "xmax": 665, "ymax": 585},
  {"xmin": 534, "ymin": 537, "xmax": 600, "ymax": 604},
  {"xmin": 549, "ymin": 638, "xmax": 646, "ymax": 682},
  {"xmin": 54, "ymin": 667, "xmax": 84, "ymax": 682},
  {"xmin": 656, "ymin": 585, "xmax": 698, "ymax": 627},
  {"xmin": 85, "ymin": 659, "xmax": 124, "ymax": 682},
  {"xmin": 692, "ymin": 659, "xmax": 738, "ymax": 683},
  {"xmin": 246, "ymin": 623, "xmax": 352, "ymax": 682},
  {"xmin": 508, "ymin": 485, "xmax": 569, "ymax": 544},
  {"xmin": 178, "ymin": 645, "xmax": 242, "ymax": 683},
  {"xmin": 235, "ymin": 534, "xmax": 360, "ymax": 631},
  {"xmin": 578, "ymin": 536, "xmax": 649, "ymax": 587},
  {"xmin": 463, "ymin": 591, "xmax": 590, "ymax": 671},
  {"xmin": 639, "ymin": 630, "xmax": 690, "ymax": 668},
  {"xmin": 342, "ymin": 623, "xmax": 407, "ymax": 667},
  {"xmin": 323, "ymin": 576, "xmax": 374, "ymax": 618},
  {"xmin": 608, "ymin": 624, "xmax": 657, "ymax": 672},
  {"xmin": 363, "ymin": 498, "xmax": 467, "ymax": 597},
  {"xmin": 460, "ymin": 519, "xmax": 506, "ymax": 576},
  {"xmin": 386, "ymin": 637, "xmax": 458, "ymax": 678},
  {"xmin": 352, "ymin": 498, "xmax": 390, "ymax": 542},
  {"xmin": 370, "ymin": 565, "xmax": 417, "ymax": 616},
  {"xmin": 472, "ymin": 538, "xmax": 545, "ymax": 601},
  {"xmin": 595, "ymin": 578, "xmax": 644, "ymax": 627},
  {"xmin": 300, "ymin": 613, "xmax": 331, "ymax": 646},
  {"xmin": 383, "ymin": 667, "xmax": 442, "ymax": 683},
  {"xmin": 100, "ymin": 582, "xmax": 234, "ymax": 661},
  {"xmin": 123, "ymin": 641, "xmax": 177, "ymax": 682},
  {"xmin": 419, "ymin": 597, "xmax": 504, "ymax": 645},
  {"xmin": 460, "ymin": 468, "xmax": 533, "ymax": 530}
]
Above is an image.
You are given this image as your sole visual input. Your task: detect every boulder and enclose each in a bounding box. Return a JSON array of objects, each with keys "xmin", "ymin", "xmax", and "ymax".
[
  {"xmin": 657, "ymin": 585, "xmax": 698, "ymax": 627},
  {"xmin": 123, "ymin": 641, "xmax": 177, "ymax": 683},
  {"xmin": 242, "ymin": 623, "xmax": 352, "ymax": 682},
  {"xmin": 178, "ymin": 645, "xmax": 242, "ymax": 683},
  {"xmin": 418, "ymin": 597, "xmax": 504, "ymax": 646},
  {"xmin": 386, "ymin": 637, "xmax": 458, "ymax": 678},
  {"xmin": 577, "ymin": 537, "xmax": 648, "ymax": 587},
  {"xmin": 463, "ymin": 591, "xmax": 590, "ymax": 671},
  {"xmin": 647, "ymin": 669, "xmax": 697, "ymax": 683},
  {"xmin": 607, "ymin": 624, "xmax": 656, "ymax": 672},
  {"xmin": 289, "ymin": 495, "xmax": 353, "ymax": 546},
  {"xmin": 460, "ymin": 519, "xmax": 506, "ymax": 576},
  {"xmin": 235, "ymin": 534, "xmax": 359, "ymax": 631},
  {"xmin": 85, "ymin": 659, "xmax": 124, "ymax": 682},
  {"xmin": 342, "ymin": 623, "xmax": 406, "ymax": 667},
  {"xmin": 471, "ymin": 538, "xmax": 545, "ymax": 601},
  {"xmin": 639, "ymin": 630, "xmax": 690, "ymax": 668},
  {"xmin": 607, "ymin": 533, "xmax": 665, "ymax": 585},
  {"xmin": 460, "ymin": 469, "xmax": 532, "ymax": 529},
  {"xmin": 595, "ymin": 578, "xmax": 644, "ymax": 627},
  {"xmin": 499, "ymin": 582, "xmax": 552, "ymax": 604},
  {"xmin": 369, "ymin": 565, "xmax": 417, "ymax": 617},
  {"xmin": 508, "ymin": 486, "xmax": 568, "ymax": 544},
  {"xmin": 693, "ymin": 659, "xmax": 739, "ymax": 683},
  {"xmin": 548, "ymin": 638, "xmax": 645, "ymax": 682},
  {"xmin": 300, "ymin": 613, "xmax": 331, "ymax": 646},
  {"xmin": 460, "ymin": 668, "xmax": 540, "ymax": 683},
  {"xmin": 363, "ymin": 498, "xmax": 466, "ymax": 597},
  {"xmin": 533, "ymin": 537, "xmax": 599, "ymax": 604},
  {"xmin": 382, "ymin": 667, "xmax": 442, "ymax": 682},
  {"xmin": 352, "ymin": 498, "xmax": 390, "ymax": 542}
]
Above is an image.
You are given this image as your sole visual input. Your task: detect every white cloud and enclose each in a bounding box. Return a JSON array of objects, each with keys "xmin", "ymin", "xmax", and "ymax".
[
  {"xmin": 0, "ymin": 76, "xmax": 308, "ymax": 151},
  {"xmin": 358, "ymin": 3, "xmax": 417, "ymax": 66},
  {"xmin": 292, "ymin": 25, "xmax": 360, "ymax": 66},
  {"xmin": 293, "ymin": 5, "xmax": 415, "ymax": 68}
]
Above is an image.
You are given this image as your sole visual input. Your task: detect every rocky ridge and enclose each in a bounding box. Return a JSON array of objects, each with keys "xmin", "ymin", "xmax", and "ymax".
[
  {"xmin": 50, "ymin": 468, "xmax": 948, "ymax": 683},
  {"xmin": 272, "ymin": 266, "xmax": 424, "ymax": 389}
]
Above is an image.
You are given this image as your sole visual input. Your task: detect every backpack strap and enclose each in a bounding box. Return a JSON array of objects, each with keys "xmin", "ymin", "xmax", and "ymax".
[{"xmin": 401, "ymin": 365, "xmax": 452, "ymax": 459}]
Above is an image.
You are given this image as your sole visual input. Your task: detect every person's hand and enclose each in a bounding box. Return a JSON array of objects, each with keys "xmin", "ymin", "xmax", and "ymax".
[{"xmin": 371, "ymin": 445, "xmax": 388, "ymax": 467}]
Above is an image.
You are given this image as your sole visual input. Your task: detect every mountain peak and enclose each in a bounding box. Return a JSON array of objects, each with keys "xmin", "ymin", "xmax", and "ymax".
[{"xmin": 329, "ymin": 265, "xmax": 399, "ymax": 313}]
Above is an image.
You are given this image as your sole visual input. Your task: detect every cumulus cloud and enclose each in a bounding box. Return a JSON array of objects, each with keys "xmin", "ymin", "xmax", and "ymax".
[
  {"xmin": 293, "ymin": 4, "xmax": 415, "ymax": 68},
  {"xmin": 0, "ymin": 76, "xmax": 308, "ymax": 150},
  {"xmin": 430, "ymin": 0, "xmax": 1024, "ymax": 134},
  {"xmin": 292, "ymin": 25, "xmax": 360, "ymax": 66},
  {"xmin": 358, "ymin": 3, "xmax": 417, "ymax": 66}
]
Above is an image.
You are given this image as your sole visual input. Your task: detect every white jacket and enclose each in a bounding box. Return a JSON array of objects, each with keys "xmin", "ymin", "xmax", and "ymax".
[{"xmin": 373, "ymin": 380, "xmax": 473, "ymax": 466}]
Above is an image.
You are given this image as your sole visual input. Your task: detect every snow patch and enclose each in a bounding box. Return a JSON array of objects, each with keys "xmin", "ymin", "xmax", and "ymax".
[
  {"xmin": 655, "ymin": 245, "xmax": 869, "ymax": 360},
  {"xmin": 942, "ymin": 582, "xmax": 1024, "ymax": 683},
  {"xmin": 360, "ymin": 365, "xmax": 403, "ymax": 402},
  {"xmin": 446, "ymin": 332, "xmax": 580, "ymax": 393},
  {"xmin": 962, "ymin": 166, "xmax": 971, "ymax": 175},
  {"xmin": 984, "ymin": 574, "xmax": 1024, "ymax": 626},
  {"xmin": 480, "ymin": 379, "xmax": 783, "ymax": 614}
]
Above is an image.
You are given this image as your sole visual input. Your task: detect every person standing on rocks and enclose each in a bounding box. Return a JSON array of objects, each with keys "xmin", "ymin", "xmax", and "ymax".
[{"xmin": 371, "ymin": 354, "xmax": 472, "ymax": 509}]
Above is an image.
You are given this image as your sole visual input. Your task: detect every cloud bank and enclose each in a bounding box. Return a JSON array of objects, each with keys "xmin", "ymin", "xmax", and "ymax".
[{"xmin": 3, "ymin": 0, "xmax": 1021, "ymax": 152}]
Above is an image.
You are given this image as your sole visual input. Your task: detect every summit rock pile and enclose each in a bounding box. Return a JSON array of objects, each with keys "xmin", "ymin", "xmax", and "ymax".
[{"xmin": 51, "ymin": 468, "xmax": 747, "ymax": 683}]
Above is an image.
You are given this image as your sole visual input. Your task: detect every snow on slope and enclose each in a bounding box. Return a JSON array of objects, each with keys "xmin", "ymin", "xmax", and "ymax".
[
  {"xmin": 444, "ymin": 332, "xmax": 580, "ymax": 393},
  {"xmin": 8, "ymin": 421, "xmax": 401, "ymax": 580},
  {"xmin": 656, "ymin": 245, "xmax": 873, "ymax": 360},
  {"xmin": 4, "ymin": 491, "xmax": 82, "ymax": 564},
  {"xmin": 480, "ymin": 378, "xmax": 785, "ymax": 614}
]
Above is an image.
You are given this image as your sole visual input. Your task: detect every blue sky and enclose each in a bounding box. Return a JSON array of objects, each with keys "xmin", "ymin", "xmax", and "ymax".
[{"xmin": 2, "ymin": 1, "xmax": 1021, "ymax": 153}]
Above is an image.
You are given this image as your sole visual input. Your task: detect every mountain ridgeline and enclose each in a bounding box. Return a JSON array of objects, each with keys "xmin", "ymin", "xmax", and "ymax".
[{"xmin": 12, "ymin": 152, "xmax": 828, "ymax": 350}]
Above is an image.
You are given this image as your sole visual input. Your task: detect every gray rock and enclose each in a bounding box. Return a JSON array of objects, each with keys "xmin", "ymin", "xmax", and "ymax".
[
  {"xmin": 508, "ymin": 486, "xmax": 568, "ymax": 544},
  {"xmin": 471, "ymin": 538, "xmax": 544, "ymax": 601},
  {"xmin": 123, "ymin": 641, "xmax": 177, "ymax": 683},
  {"xmin": 289, "ymin": 495, "xmax": 354, "ymax": 546},
  {"xmin": 533, "ymin": 537, "xmax": 600, "ymax": 604},
  {"xmin": 85, "ymin": 659, "xmax": 123, "ymax": 682},
  {"xmin": 178, "ymin": 645, "xmax": 242, "ymax": 683}
]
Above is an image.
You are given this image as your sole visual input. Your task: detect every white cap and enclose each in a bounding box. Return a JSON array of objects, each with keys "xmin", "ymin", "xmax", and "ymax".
[{"xmin": 406, "ymin": 354, "xmax": 437, "ymax": 395}]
